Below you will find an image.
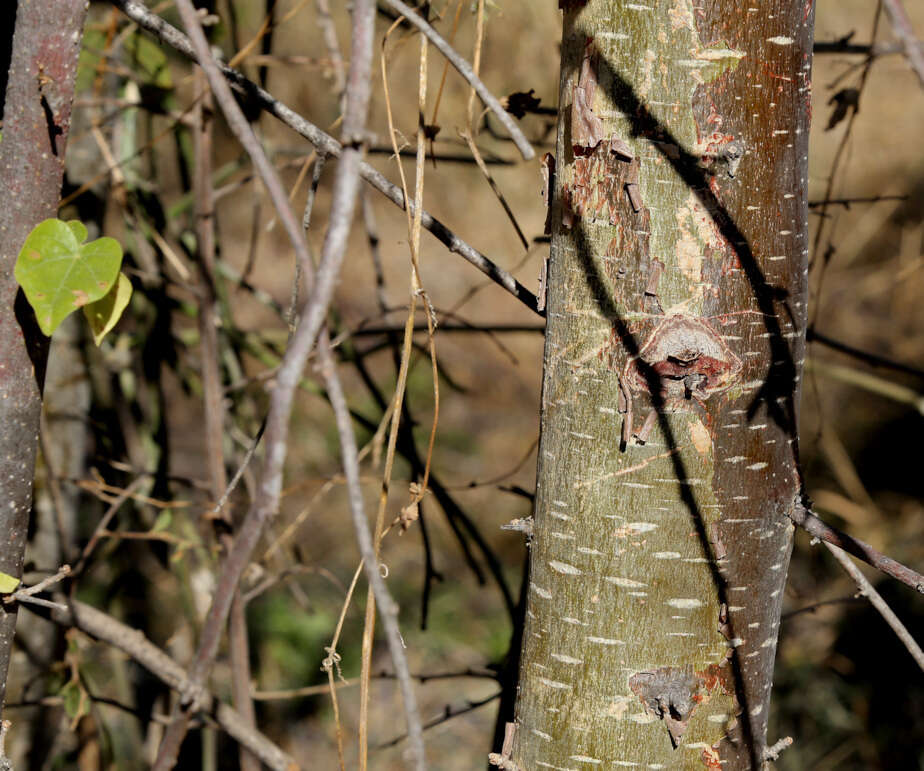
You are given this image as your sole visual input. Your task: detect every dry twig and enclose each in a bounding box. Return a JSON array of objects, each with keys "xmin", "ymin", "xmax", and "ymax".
[
  {"xmin": 881, "ymin": 0, "xmax": 924, "ymax": 87},
  {"xmin": 37, "ymin": 598, "xmax": 300, "ymax": 771},
  {"xmin": 381, "ymin": 0, "xmax": 534, "ymax": 160},
  {"xmin": 152, "ymin": 0, "xmax": 377, "ymax": 766},
  {"xmin": 319, "ymin": 335, "xmax": 427, "ymax": 770},
  {"xmin": 789, "ymin": 498, "xmax": 924, "ymax": 593},
  {"xmin": 110, "ymin": 0, "xmax": 544, "ymax": 316},
  {"xmin": 823, "ymin": 542, "xmax": 924, "ymax": 672},
  {"xmin": 354, "ymin": 20, "xmax": 436, "ymax": 770}
]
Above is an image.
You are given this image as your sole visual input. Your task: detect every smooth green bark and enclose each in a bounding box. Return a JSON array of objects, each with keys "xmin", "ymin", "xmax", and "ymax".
[{"xmin": 512, "ymin": 2, "xmax": 813, "ymax": 768}]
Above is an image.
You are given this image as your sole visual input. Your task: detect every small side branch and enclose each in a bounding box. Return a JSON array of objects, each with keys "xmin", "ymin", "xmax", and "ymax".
[
  {"xmin": 381, "ymin": 0, "xmax": 534, "ymax": 160},
  {"xmin": 789, "ymin": 499, "xmax": 924, "ymax": 593},
  {"xmin": 806, "ymin": 328, "xmax": 924, "ymax": 380},
  {"xmin": 109, "ymin": 0, "xmax": 543, "ymax": 317},
  {"xmin": 881, "ymin": 0, "xmax": 924, "ymax": 87},
  {"xmin": 763, "ymin": 736, "xmax": 794, "ymax": 763},
  {"xmin": 378, "ymin": 690, "xmax": 499, "ymax": 749},
  {"xmin": 38, "ymin": 598, "xmax": 301, "ymax": 771},
  {"xmin": 319, "ymin": 334, "xmax": 426, "ymax": 770},
  {"xmin": 813, "ymin": 38, "xmax": 905, "ymax": 55},
  {"xmin": 823, "ymin": 542, "xmax": 924, "ymax": 672},
  {"xmin": 151, "ymin": 0, "xmax": 377, "ymax": 766}
]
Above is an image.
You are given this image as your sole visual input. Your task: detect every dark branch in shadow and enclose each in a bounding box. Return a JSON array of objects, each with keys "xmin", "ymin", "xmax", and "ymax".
[{"xmin": 807, "ymin": 328, "xmax": 924, "ymax": 380}]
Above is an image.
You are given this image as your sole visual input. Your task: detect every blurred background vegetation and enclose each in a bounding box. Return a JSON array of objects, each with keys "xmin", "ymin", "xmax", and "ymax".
[{"xmin": 4, "ymin": 0, "xmax": 923, "ymax": 768}]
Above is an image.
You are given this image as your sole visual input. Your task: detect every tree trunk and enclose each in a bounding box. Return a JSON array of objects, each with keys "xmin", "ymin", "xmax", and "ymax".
[
  {"xmin": 0, "ymin": 0, "xmax": 88, "ymax": 713},
  {"xmin": 512, "ymin": 1, "xmax": 813, "ymax": 768}
]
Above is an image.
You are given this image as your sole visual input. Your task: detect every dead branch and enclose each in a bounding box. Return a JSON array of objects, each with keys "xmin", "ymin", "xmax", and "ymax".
[
  {"xmin": 789, "ymin": 498, "xmax": 924, "ymax": 593},
  {"xmin": 318, "ymin": 333, "xmax": 426, "ymax": 769},
  {"xmin": 151, "ymin": 0, "xmax": 377, "ymax": 766},
  {"xmin": 381, "ymin": 0, "xmax": 534, "ymax": 160},
  {"xmin": 35, "ymin": 597, "xmax": 300, "ymax": 771},
  {"xmin": 110, "ymin": 0, "xmax": 544, "ymax": 316},
  {"xmin": 881, "ymin": 0, "xmax": 924, "ymax": 87},
  {"xmin": 823, "ymin": 542, "xmax": 924, "ymax": 672}
]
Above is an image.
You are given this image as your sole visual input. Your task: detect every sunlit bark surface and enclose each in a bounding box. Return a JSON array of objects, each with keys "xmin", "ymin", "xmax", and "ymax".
[{"xmin": 513, "ymin": 1, "xmax": 814, "ymax": 768}]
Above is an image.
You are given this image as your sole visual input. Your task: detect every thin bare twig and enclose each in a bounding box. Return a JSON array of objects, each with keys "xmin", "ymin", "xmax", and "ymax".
[
  {"xmin": 808, "ymin": 194, "xmax": 908, "ymax": 209},
  {"xmin": 152, "ymin": 0, "xmax": 376, "ymax": 765},
  {"xmin": 4, "ymin": 565, "xmax": 72, "ymax": 613},
  {"xmin": 319, "ymin": 334, "xmax": 426, "ymax": 770},
  {"xmin": 321, "ymin": 557, "xmax": 364, "ymax": 770},
  {"xmin": 813, "ymin": 38, "xmax": 905, "ymax": 55},
  {"xmin": 356, "ymin": 21, "xmax": 434, "ymax": 770},
  {"xmin": 823, "ymin": 542, "xmax": 924, "ymax": 671},
  {"xmin": 110, "ymin": 0, "xmax": 544, "ymax": 316},
  {"xmin": 36, "ymin": 598, "xmax": 300, "ymax": 771},
  {"xmin": 763, "ymin": 736, "xmax": 794, "ymax": 762},
  {"xmin": 379, "ymin": 691, "xmax": 499, "ymax": 748},
  {"xmin": 350, "ymin": 321, "xmax": 545, "ymax": 336},
  {"xmin": 780, "ymin": 594, "xmax": 864, "ymax": 622},
  {"xmin": 789, "ymin": 499, "xmax": 924, "ymax": 593},
  {"xmin": 70, "ymin": 476, "xmax": 148, "ymax": 578},
  {"xmin": 428, "ymin": 0, "xmax": 464, "ymax": 135},
  {"xmin": 381, "ymin": 0, "xmax": 534, "ymax": 160},
  {"xmin": 252, "ymin": 666, "xmax": 497, "ymax": 701},
  {"xmin": 804, "ymin": 359, "xmax": 924, "ymax": 415},
  {"xmin": 881, "ymin": 0, "xmax": 924, "ymax": 87},
  {"xmin": 12, "ymin": 565, "xmax": 71, "ymax": 599},
  {"xmin": 458, "ymin": 0, "xmax": 529, "ymax": 251},
  {"xmin": 808, "ymin": 4, "xmax": 882, "ymax": 311},
  {"xmin": 191, "ymin": 67, "xmax": 260, "ymax": 771},
  {"xmin": 315, "ymin": 0, "xmax": 346, "ymax": 98},
  {"xmin": 359, "ymin": 25, "xmax": 420, "ymax": 766},
  {"xmin": 806, "ymin": 328, "xmax": 924, "ymax": 380},
  {"xmin": 368, "ymin": 145, "xmax": 516, "ymax": 164},
  {"xmin": 209, "ymin": 419, "xmax": 267, "ymax": 520}
]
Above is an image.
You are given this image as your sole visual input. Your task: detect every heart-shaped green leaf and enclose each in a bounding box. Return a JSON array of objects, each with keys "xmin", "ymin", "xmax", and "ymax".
[
  {"xmin": 83, "ymin": 272, "xmax": 133, "ymax": 346},
  {"xmin": 66, "ymin": 219, "xmax": 88, "ymax": 243},
  {"xmin": 61, "ymin": 680, "xmax": 89, "ymax": 720},
  {"xmin": 15, "ymin": 219, "xmax": 123, "ymax": 336}
]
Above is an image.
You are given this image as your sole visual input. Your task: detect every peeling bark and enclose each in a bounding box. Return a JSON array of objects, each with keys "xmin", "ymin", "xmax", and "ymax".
[
  {"xmin": 512, "ymin": 1, "xmax": 813, "ymax": 768},
  {"xmin": 0, "ymin": 0, "xmax": 88, "ymax": 712}
]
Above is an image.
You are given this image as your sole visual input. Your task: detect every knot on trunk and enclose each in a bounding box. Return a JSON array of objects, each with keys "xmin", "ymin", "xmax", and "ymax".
[{"xmin": 624, "ymin": 315, "xmax": 742, "ymax": 402}]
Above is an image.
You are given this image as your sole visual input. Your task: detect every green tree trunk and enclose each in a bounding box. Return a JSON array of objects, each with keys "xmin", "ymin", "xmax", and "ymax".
[{"xmin": 512, "ymin": 1, "xmax": 813, "ymax": 768}]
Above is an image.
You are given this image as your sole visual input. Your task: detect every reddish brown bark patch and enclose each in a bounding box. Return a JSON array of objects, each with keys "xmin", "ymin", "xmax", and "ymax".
[
  {"xmin": 629, "ymin": 663, "xmax": 734, "ymax": 749},
  {"xmin": 563, "ymin": 40, "xmax": 646, "ymax": 230},
  {"xmin": 624, "ymin": 314, "xmax": 743, "ymax": 401},
  {"xmin": 564, "ymin": 141, "xmax": 641, "ymax": 228},
  {"xmin": 571, "ymin": 39, "xmax": 604, "ymax": 150},
  {"xmin": 701, "ymin": 744, "xmax": 723, "ymax": 769}
]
